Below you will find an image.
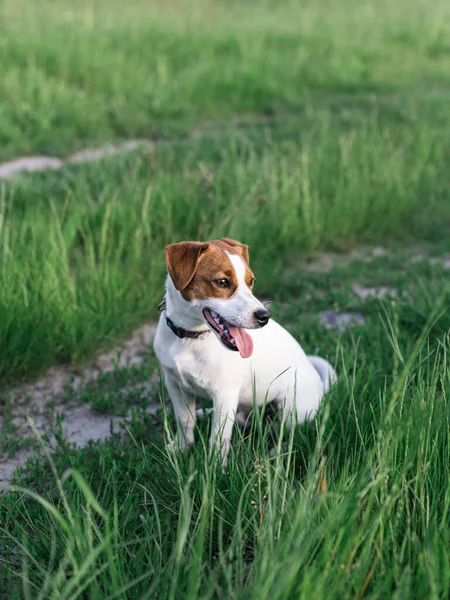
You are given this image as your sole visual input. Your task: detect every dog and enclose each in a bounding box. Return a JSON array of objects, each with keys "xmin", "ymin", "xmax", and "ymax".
[{"xmin": 154, "ymin": 238, "xmax": 336, "ymax": 464}]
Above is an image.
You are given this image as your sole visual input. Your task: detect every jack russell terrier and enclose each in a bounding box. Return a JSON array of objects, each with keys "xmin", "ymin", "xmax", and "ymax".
[{"xmin": 154, "ymin": 238, "xmax": 336, "ymax": 463}]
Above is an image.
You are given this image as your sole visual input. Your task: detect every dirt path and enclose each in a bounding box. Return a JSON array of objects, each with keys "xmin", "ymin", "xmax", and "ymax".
[{"xmin": 0, "ymin": 324, "xmax": 159, "ymax": 485}]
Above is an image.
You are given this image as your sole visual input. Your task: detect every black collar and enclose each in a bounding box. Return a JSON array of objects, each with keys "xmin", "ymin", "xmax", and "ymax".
[{"xmin": 158, "ymin": 299, "xmax": 209, "ymax": 340}]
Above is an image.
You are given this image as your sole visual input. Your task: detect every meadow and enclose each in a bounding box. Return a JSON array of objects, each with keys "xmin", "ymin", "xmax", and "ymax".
[{"xmin": 1, "ymin": 0, "xmax": 450, "ymax": 597}]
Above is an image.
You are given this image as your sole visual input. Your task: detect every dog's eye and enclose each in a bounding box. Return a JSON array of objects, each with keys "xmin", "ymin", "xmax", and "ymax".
[
  {"xmin": 249, "ymin": 277, "xmax": 255, "ymax": 287},
  {"xmin": 215, "ymin": 278, "xmax": 230, "ymax": 288}
]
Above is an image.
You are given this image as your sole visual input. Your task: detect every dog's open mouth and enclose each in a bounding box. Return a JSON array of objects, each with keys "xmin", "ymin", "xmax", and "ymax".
[{"xmin": 203, "ymin": 308, "xmax": 253, "ymax": 358}]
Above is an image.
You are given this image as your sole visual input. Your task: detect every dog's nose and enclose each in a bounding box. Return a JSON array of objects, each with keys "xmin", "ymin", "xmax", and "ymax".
[{"xmin": 254, "ymin": 308, "xmax": 271, "ymax": 327}]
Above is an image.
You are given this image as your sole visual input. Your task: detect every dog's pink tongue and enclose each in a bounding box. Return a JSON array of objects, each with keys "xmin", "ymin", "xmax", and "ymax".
[{"xmin": 229, "ymin": 326, "xmax": 253, "ymax": 358}]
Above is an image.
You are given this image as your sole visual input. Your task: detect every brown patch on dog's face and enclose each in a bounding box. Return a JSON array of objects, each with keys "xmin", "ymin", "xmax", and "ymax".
[{"xmin": 166, "ymin": 238, "xmax": 255, "ymax": 301}]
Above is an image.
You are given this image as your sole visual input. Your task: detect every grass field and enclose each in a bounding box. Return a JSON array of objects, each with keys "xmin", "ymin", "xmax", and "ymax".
[
  {"xmin": 2, "ymin": 0, "xmax": 450, "ymax": 160},
  {"xmin": 1, "ymin": 0, "xmax": 450, "ymax": 597}
]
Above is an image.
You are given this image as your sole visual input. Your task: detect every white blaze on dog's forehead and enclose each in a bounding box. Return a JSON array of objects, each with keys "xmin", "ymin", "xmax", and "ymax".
[
  {"xmin": 225, "ymin": 252, "xmax": 262, "ymax": 310},
  {"xmin": 227, "ymin": 252, "xmax": 247, "ymax": 287}
]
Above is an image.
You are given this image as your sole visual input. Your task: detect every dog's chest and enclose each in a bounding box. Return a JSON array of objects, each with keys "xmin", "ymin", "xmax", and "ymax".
[{"xmin": 163, "ymin": 344, "xmax": 219, "ymax": 397}]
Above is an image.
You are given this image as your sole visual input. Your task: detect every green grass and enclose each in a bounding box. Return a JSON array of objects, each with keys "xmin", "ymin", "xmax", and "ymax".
[
  {"xmin": 1, "ymin": 0, "xmax": 450, "ymax": 160},
  {"xmin": 1, "ymin": 0, "xmax": 450, "ymax": 381},
  {"xmin": 1, "ymin": 0, "xmax": 450, "ymax": 596},
  {"xmin": 2, "ymin": 111, "xmax": 450, "ymax": 382},
  {"xmin": 1, "ymin": 283, "xmax": 450, "ymax": 597},
  {"xmin": 2, "ymin": 238, "xmax": 450, "ymax": 597}
]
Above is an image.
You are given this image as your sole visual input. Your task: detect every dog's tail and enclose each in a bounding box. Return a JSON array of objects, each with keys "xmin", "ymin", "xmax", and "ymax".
[{"xmin": 307, "ymin": 355, "xmax": 337, "ymax": 394}]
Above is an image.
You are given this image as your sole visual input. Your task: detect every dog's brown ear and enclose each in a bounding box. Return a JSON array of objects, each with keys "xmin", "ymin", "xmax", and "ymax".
[
  {"xmin": 220, "ymin": 238, "xmax": 249, "ymax": 265},
  {"xmin": 165, "ymin": 241, "xmax": 210, "ymax": 290}
]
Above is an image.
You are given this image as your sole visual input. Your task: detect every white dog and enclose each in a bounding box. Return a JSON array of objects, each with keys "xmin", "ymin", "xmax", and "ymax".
[{"xmin": 154, "ymin": 238, "xmax": 336, "ymax": 463}]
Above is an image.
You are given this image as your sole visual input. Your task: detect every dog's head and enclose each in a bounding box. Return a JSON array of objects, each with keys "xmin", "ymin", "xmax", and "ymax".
[{"xmin": 165, "ymin": 238, "xmax": 270, "ymax": 358}]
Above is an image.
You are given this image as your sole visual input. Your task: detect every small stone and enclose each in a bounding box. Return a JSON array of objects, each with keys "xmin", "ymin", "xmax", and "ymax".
[
  {"xmin": 352, "ymin": 284, "xmax": 397, "ymax": 300},
  {"xmin": 318, "ymin": 311, "xmax": 366, "ymax": 331},
  {"xmin": 372, "ymin": 247, "xmax": 387, "ymax": 257}
]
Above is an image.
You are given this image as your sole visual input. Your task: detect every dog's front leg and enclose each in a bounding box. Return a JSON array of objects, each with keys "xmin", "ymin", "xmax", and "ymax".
[
  {"xmin": 164, "ymin": 375, "xmax": 196, "ymax": 451},
  {"xmin": 210, "ymin": 393, "xmax": 239, "ymax": 467}
]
